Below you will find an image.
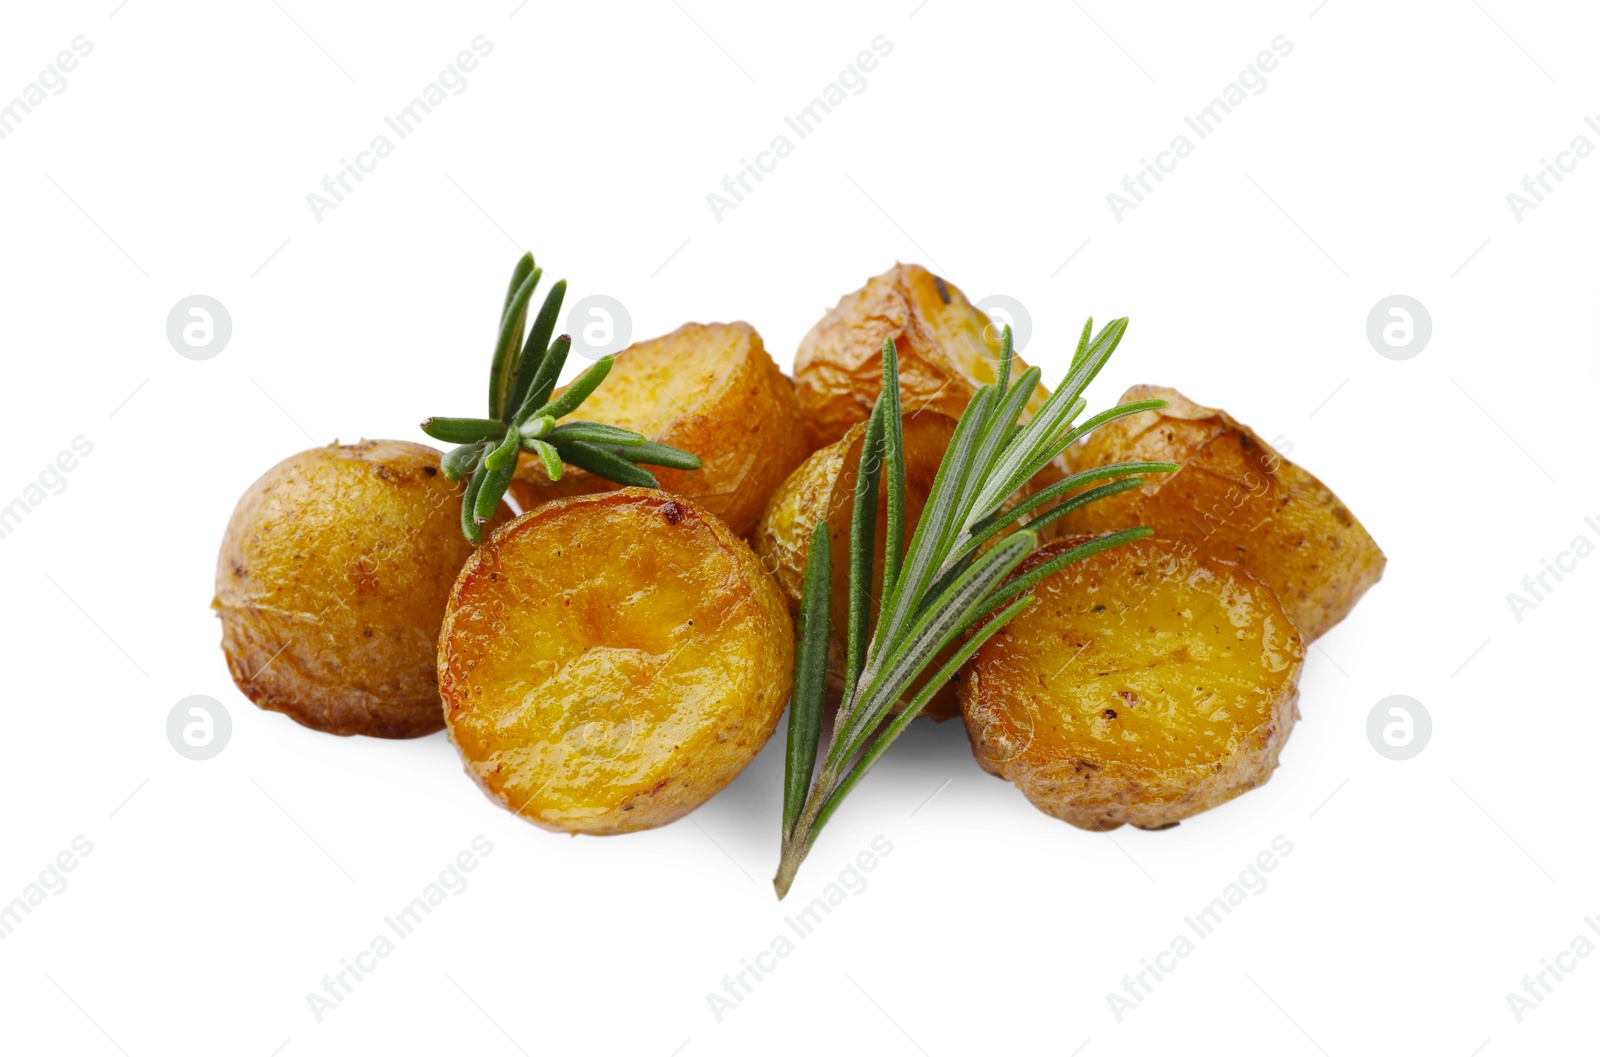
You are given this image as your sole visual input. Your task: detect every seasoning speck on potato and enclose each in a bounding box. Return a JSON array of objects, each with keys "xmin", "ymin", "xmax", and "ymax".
[{"xmin": 439, "ymin": 488, "xmax": 794, "ymax": 834}]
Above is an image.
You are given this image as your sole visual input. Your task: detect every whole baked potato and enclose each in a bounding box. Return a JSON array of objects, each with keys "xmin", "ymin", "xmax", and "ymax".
[
  {"xmin": 214, "ymin": 439, "xmax": 506, "ymax": 738},
  {"xmin": 439, "ymin": 488, "xmax": 794, "ymax": 834},
  {"xmin": 1055, "ymin": 386, "xmax": 1385, "ymax": 640},
  {"xmin": 510, "ymin": 321, "xmax": 807, "ymax": 537},
  {"xmin": 961, "ymin": 535, "xmax": 1304, "ymax": 831},
  {"xmin": 793, "ymin": 263, "xmax": 1051, "ymax": 451}
]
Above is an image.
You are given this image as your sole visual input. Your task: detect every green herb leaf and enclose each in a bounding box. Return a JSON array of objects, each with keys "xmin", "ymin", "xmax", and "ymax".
[
  {"xmin": 491, "ymin": 264, "xmax": 541, "ymax": 419},
  {"xmin": 460, "ymin": 463, "xmax": 488, "ymax": 545},
  {"xmin": 520, "ymin": 415, "xmax": 555, "ymax": 441},
  {"xmin": 441, "ymin": 443, "xmax": 481, "ymax": 482},
  {"xmin": 555, "ymin": 439, "xmax": 659, "ymax": 488},
  {"xmin": 879, "ymin": 339, "xmax": 906, "ymax": 617},
  {"xmin": 979, "ymin": 526, "xmax": 1152, "ymax": 619},
  {"xmin": 546, "ymin": 422, "xmax": 647, "ymax": 446},
  {"xmin": 501, "ymin": 253, "xmax": 535, "ymax": 319},
  {"xmin": 422, "ymin": 417, "xmax": 508, "ymax": 444},
  {"xmin": 783, "ymin": 520, "xmax": 831, "ymax": 838},
  {"xmin": 482, "ymin": 423, "xmax": 523, "ymax": 472},
  {"xmin": 531, "ymin": 353, "xmax": 611, "ymax": 423},
  {"xmin": 602, "ymin": 441, "xmax": 701, "ymax": 470},
  {"xmin": 966, "ymin": 459, "xmax": 1179, "ymax": 547},
  {"xmin": 844, "ymin": 400, "xmax": 885, "ymax": 693},
  {"xmin": 514, "ymin": 335, "xmax": 574, "ymax": 423},
  {"xmin": 530, "ymin": 438, "xmax": 563, "ymax": 481},
  {"xmin": 506, "ymin": 280, "xmax": 567, "ymax": 421},
  {"xmin": 474, "ymin": 460, "xmax": 515, "ymax": 525}
]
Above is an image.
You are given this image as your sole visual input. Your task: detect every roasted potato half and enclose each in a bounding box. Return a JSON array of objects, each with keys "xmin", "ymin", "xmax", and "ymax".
[
  {"xmin": 1056, "ymin": 386, "xmax": 1385, "ymax": 641},
  {"xmin": 215, "ymin": 439, "xmax": 506, "ymax": 738},
  {"xmin": 793, "ymin": 263, "xmax": 1051, "ymax": 451},
  {"xmin": 753, "ymin": 412, "xmax": 965, "ymax": 718},
  {"xmin": 439, "ymin": 489, "xmax": 794, "ymax": 835},
  {"xmin": 510, "ymin": 321, "xmax": 808, "ymax": 537},
  {"xmin": 961, "ymin": 535, "xmax": 1303, "ymax": 831}
]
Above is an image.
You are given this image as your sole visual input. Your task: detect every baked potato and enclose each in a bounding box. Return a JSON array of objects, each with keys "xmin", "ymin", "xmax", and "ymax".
[
  {"xmin": 509, "ymin": 321, "xmax": 808, "ymax": 537},
  {"xmin": 439, "ymin": 488, "xmax": 794, "ymax": 834},
  {"xmin": 793, "ymin": 263, "xmax": 1052, "ymax": 451},
  {"xmin": 214, "ymin": 439, "xmax": 507, "ymax": 738},
  {"xmin": 1055, "ymin": 386, "xmax": 1385, "ymax": 641},
  {"xmin": 961, "ymin": 535, "xmax": 1304, "ymax": 831},
  {"xmin": 754, "ymin": 411, "xmax": 970, "ymax": 718}
]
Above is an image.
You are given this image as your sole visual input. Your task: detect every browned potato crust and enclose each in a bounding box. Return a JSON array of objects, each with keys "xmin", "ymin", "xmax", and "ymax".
[
  {"xmin": 214, "ymin": 439, "xmax": 503, "ymax": 738},
  {"xmin": 753, "ymin": 412, "xmax": 969, "ymax": 718},
  {"xmin": 440, "ymin": 489, "xmax": 793, "ymax": 834},
  {"xmin": 509, "ymin": 321, "xmax": 808, "ymax": 538},
  {"xmin": 793, "ymin": 263, "xmax": 1050, "ymax": 451},
  {"xmin": 1056, "ymin": 386, "xmax": 1385, "ymax": 641},
  {"xmin": 961, "ymin": 535, "xmax": 1304, "ymax": 830}
]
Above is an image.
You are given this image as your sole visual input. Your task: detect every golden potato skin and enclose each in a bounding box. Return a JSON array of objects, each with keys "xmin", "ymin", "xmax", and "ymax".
[
  {"xmin": 439, "ymin": 489, "xmax": 794, "ymax": 835},
  {"xmin": 961, "ymin": 536, "xmax": 1304, "ymax": 831},
  {"xmin": 509, "ymin": 321, "xmax": 807, "ymax": 538},
  {"xmin": 215, "ymin": 439, "xmax": 495, "ymax": 738},
  {"xmin": 753, "ymin": 412, "xmax": 961, "ymax": 718},
  {"xmin": 1056, "ymin": 386, "xmax": 1385, "ymax": 641},
  {"xmin": 793, "ymin": 263, "xmax": 1050, "ymax": 451}
]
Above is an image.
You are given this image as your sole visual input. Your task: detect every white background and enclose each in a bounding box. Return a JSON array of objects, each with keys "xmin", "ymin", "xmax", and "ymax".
[{"xmin": 2, "ymin": 1, "xmax": 1596, "ymax": 1054}]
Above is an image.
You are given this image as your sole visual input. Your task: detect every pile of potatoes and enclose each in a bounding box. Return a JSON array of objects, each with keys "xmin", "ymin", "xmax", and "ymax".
[{"xmin": 216, "ymin": 263, "xmax": 1383, "ymax": 838}]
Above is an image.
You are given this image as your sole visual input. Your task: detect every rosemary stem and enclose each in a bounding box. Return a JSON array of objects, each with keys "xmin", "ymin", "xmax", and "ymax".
[{"xmin": 775, "ymin": 765, "xmax": 840, "ymax": 898}]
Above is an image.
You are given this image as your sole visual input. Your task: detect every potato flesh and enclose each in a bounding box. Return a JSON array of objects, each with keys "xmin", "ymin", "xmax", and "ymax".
[
  {"xmin": 440, "ymin": 489, "xmax": 793, "ymax": 834},
  {"xmin": 962, "ymin": 536, "xmax": 1302, "ymax": 830},
  {"xmin": 511, "ymin": 321, "xmax": 807, "ymax": 537}
]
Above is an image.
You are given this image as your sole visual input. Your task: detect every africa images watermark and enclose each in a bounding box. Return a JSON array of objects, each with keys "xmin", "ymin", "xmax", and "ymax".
[
  {"xmin": 706, "ymin": 35, "xmax": 894, "ymax": 222},
  {"xmin": 705, "ymin": 835, "xmax": 894, "ymax": 1022},
  {"xmin": 1504, "ymin": 513, "xmax": 1600, "ymax": 623},
  {"xmin": 1107, "ymin": 35, "xmax": 1294, "ymax": 222},
  {"xmin": 0, "ymin": 36, "xmax": 94, "ymax": 142},
  {"xmin": 0, "ymin": 835, "xmax": 94, "ymax": 942},
  {"xmin": 1106, "ymin": 835, "xmax": 1294, "ymax": 1023},
  {"xmin": 0, "ymin": 436, "xmax": 94, "ymax": 543},
  {"xmin": 1505, "ymin": 912, "xmax": 1600, "ymax": 1024},
  {"xmin": 305, "ymin": 835, "xmax": 495, "ymax": 1023},
  {"xmin": 306, "ymin": 36, "xmax": 495, "ymax": 223},
  {"xmin": 1505, "ymin": 111, "xmax": 1600, "ymax": 223}
]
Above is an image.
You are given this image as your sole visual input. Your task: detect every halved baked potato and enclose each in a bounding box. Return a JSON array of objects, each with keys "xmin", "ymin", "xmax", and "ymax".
[
  {"xmin": 793, "ymin": 263, "xmax": 1051, "ymax": 451},
  {"xmin": 753, "ymin": 412, "xmax": 965, "ymax": 718},
  {"xmin": 1054, "ymin": 386, "xmax": 1385, "ymax": 641},
  {"xmin": 960, "ymin": 534, "xmax": 1304, "ymax": 831},
  {"xmin": 509, "ymin": 321, "xmax": 807, "ymax": 538},
  {"xmin": 214, "ymin": 439, "xmax": 508, "ymax": 738},
  {"xmin": 439, "ymin": 488, "xmax": 793, "ymax": 834}
]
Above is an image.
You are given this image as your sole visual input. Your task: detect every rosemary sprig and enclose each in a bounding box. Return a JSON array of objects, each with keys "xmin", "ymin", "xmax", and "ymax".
[
  {"xmin": 775, "ymin": 322, "xmax": 1178, "ymax": 898},
  {"xmin": 423, "ymin": 253, "xmax": 702, "ymax": 543}
]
